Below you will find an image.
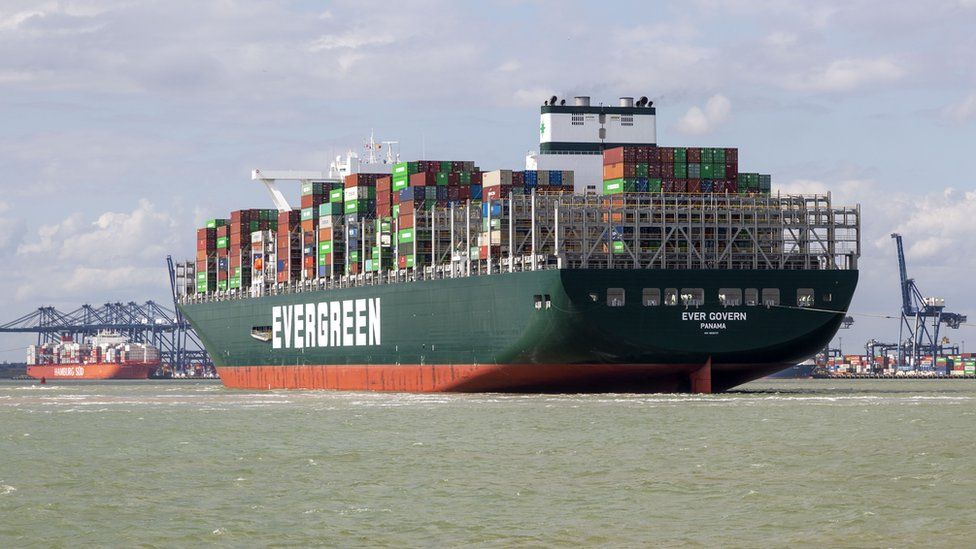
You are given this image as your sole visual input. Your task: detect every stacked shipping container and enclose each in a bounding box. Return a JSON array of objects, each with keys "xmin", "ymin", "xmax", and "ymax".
[{"xmin": 601, "ymin": 146, "xmax": 764, "ymax": 195}]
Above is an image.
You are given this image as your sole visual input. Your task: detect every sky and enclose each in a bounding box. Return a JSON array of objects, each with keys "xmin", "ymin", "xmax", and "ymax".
[{"xmin": 1, "ymin": 0, "xmax": 975, "ymax": 360}]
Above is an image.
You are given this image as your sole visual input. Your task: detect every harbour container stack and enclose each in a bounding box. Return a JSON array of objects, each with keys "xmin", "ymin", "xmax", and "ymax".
[{"xmin": 601, "ymin": 146, "xmax": 747, "ymax": 195}]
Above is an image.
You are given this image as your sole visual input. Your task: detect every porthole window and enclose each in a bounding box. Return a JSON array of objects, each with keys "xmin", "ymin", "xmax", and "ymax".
[
  {"xmin": 642, "ymin": 288, "xmax": 660, "ymax": 306},
  {"xmin": 607, "ymin": 288, "xmax": 625, "ymax": 307},
  {"xmin": 533, "ymin": 295, "xmax": 543, "ymax": 310},
  {"xmin": 719, "ymin": 288, "xmax": 742, "ymax": 307},
  {"xmin": 762, "ymin": 288, "xmax": 781, "ymax": 307},
  {"xmin": 680, "ymin": 288, "xmax": 704, "ymax": 307}
]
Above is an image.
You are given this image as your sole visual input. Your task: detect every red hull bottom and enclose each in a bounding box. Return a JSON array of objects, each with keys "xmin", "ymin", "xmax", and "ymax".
[
  {"xmin": 27, "ymin": 363, "xmax": 153, "ymax": 380},
  {"xmin": 217, "ymin": 362, "xmax": 791, "ymax": 394}
]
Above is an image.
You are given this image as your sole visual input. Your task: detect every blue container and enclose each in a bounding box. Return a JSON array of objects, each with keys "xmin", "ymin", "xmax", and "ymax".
[
  {"xmin": 524, "ymin": 171, "xmax": 538, "ymax": 184},
  {"xmin": 482, "ymin": 201, "xmax": 503, "ymax": 217},
  {"xmin": 701, "ymin": 180, "xmax": 714, "ymax": 193},
  {"xmin": 277, "ymin": 259, "xmax": 286, "ymax": 272},
  {"xmin": 471, "ymin": 185, "xmax": 483, "ymax": 200},
  {"xmin": 218, "ymin": 257, "xmax": 228, "ymax": 269},
  {"xmin": 635, "ymin": 178, "xmax": 649, "ymax": 192},
  {"xmin": 436, "ymin": 186, "xmax": 448, "ymax": 200},
  {"xmin": 525, "ymin": 179, "xmax": 537, "ymax": 189},
  {"xmin": 550, "ymin": 171, "xmax": 563, "ymax": 184},
  {"xmin": 318, "ymin": 266, "xmax": 329, "ymax": 277}
]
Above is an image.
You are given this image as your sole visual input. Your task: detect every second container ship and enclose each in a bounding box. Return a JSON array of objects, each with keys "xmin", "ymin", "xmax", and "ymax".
[{"xmin": 177, "ymin": 95, "xmax": 861, "ymax": 393}]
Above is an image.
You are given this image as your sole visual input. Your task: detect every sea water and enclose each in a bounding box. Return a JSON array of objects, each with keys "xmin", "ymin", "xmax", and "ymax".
[{"xmin": 1, "ymin": 379, "xmax": 974, "ymax": 547}]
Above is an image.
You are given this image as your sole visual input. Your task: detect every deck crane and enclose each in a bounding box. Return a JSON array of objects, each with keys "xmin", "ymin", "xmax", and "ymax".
[{"xmin": 890, "ymin": 233, "xmax": 967, "ymax": 368}]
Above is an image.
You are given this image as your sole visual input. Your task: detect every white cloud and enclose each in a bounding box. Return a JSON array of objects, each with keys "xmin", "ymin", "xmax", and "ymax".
[
  {"xmin": 13, "ymin": 199, "xmax": 185, "ymax": 302},
  {"xmin": 783, "ymin": 57, "xmax": 906, "ymax": 92},
  {"xmin": 674, "ymin": 94, "xmax": 731, "ymax": 135},
  {"xmin": 942, "ymin": 92, "xmax": 976, "ymax": 122},
  {"xmin": 308, "ymin": 29, "xmax": 396, "ymax": 52}
]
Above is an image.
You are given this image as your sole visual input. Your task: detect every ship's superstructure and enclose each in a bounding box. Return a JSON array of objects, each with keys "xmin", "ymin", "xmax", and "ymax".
[{"xmin": 175, "ymin": 95, "xmax": 861, "ymax": 393}]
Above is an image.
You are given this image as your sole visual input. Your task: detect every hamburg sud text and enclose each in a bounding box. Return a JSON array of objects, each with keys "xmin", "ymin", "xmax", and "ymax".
[{"xmin": 272, "ymin": 298, "xmax": 381, "ymax": 349}]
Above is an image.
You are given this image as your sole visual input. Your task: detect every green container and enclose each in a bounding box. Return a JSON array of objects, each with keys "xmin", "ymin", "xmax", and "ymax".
[
  {"xmin": 206, "ymin": 218, "xmax": 227, "ymax": 229},
  {"xmin": 319, "ymin": 241, "xmax": 332, "ymax": 255},
  {"xmin": 398, "ymin": 228, "xmax": 414, "ymax": 244},
  {"xmin": 712, "ymin": 148, "xmax": 725, "ymax": 163},
  {"xmin": 216, "ymin": 236, "xmax": 228, "ymax": 249},
  {"xmin": 673, "ymin": 163, "xmax": 687, "ymax": 178},
  {"xmin": 349, "ymin": 250, "xmax": 360, "ymax": 262},
  {"xmin": 439, "ymin": 161, "xmax": 452, "ymax": 172},
  {"xmin": 196, "ymin": 272, "xmax": 208, "ymax": 282},
  {"xmin": 612, "ymin": 241, "xmax": 626, "ymax": 254},
  {"xmin": 301, "ymin": 207, "xmax": 316, "ymax": 221},
  {"xmin": 701, "ymin": 148, "xmax": 712, "ymax": 163},
  {"xmin": 459, "ymin": 171, "xmax": 472, "ymax": 185},
  {"xmin": 603, "ymin": 178, "xmax": 635, "ymax": 195},
  {"xmin": 436, "ymin": 172, "xmax": 449, "ymax": 186},
  {"xmin": 319, "ymin": 202, "xmax": 343, "ymax": 216},
  {"xmin": 674, "ymin": 148, "xmax": 687, "ymax": 163},
  {"xmin": 392, "ymin": 162, "xmax": 419, "ymax": 177},
  {"xmin": 229, "ymin": 277, "xmax": 241, "ymax": 290},
  {"xmin": 375, "ymin": 219, "xmax": 392, "ymax": 233},
  {"xmin": 329, "ymin": 188, "xmax": 343, "ymax": 203},
  {"xmin": 392, "ymin": 175, "xmax": 409, "ymax": 192},
  {"xmin": 635, "ymin": 163, "xmax": 649, "ymax": 177},
  {"xmin": 701, "ymin": 163, "xmax": 715, "ymax": 179},
  {"xmin": 392, "ymin": 204, "xmax": 400, "ymax": 218},
  {"xmin": 344, "ymin": 200, "xmax": 373, "ymax": 214},
  {"xmin": 648, "ymin": 178, "xmax": 663, "ymax": 192},
  {"xmin": 217, "ymin": 280, "xmax": 228, "ymax": 291}
]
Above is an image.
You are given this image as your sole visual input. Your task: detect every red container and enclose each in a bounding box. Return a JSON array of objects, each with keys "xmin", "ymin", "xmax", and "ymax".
[
  {"xmin": 660, "ymin": 147, "xmax": 675, "ymax": 163},
  {"xmin": 398, "ymin": 255, "xmax": 407, "ymax": 269},
  {"xmin": 673, "ymin": 179, "xmax": 688, "ymax": 193},
  {"xmin": 648, "ymin": 147, "xmax": 661, "ymax": 162},
  {"xmin": 687, "ymin": 148, "xmax": 701, "ymax": 163},
  {"xmin": 485, "ymin": 186, "xmax": 511, "ymax": 200},
  {"xmin": 471, "ymin": 172, "xmax": 483, "ymax": 185},
  {"xmin": 447, "ymin": 187, "xmax": 460, "ymax": 201},
  {"xmin": 410, "ymin": 172, "xmax": 436, "ymax": 187},
  {"xmin": 398, "ymin": 215, "xmax": 414, "ymax": 229},
  {"xmin": 687, "ymin": 179, "xmax": 701, "ymax": 193},
  {"xmin": 399, "ymin": 201, "xmax": 415, "ymax": 216},
  {"xmin": 725, "ymin": 162, "xmax": 738, "ymax": 179},
  {"xmin": 447, "ymin": 172, "xmax": 460, "ymax": 186},
  {"xmin": 344, "ymin": 173, "xmax": 380, "ymax": 188},
  {"xmin": 603, "ymin": 146, "xmax": 637, "ymax": 165},
  {"xmin": 725, "ymin": 148, "xmax": 738, "ymax": 162}
]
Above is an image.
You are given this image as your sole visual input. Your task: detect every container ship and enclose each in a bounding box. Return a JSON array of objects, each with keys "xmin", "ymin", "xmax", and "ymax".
[
  {"xmin": 27, "ymin": 332, "xmax": 160, "ymax": 380},
  {"xmin": 177, "ymin": 95, "xmax": 861, "ymax": 393}
]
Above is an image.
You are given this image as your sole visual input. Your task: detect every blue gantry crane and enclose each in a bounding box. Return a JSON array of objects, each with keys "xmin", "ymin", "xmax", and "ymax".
[
  {"xmin": 890, "ymin": 233, "xmax": 967, "ymax": 368},
  {"xmin": 0, "ymin": 257, "xmax": 213, "ymax": 376}
]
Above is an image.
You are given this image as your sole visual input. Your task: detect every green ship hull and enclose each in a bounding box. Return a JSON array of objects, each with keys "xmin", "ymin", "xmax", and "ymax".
[{"xmin": 179, "ymin": 268, "xmax": 857, "ymax": 393}]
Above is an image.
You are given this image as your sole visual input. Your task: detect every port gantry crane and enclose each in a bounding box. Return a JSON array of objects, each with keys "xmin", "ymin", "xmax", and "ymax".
[
  {"xmin": 890, "ymin": 233, "xmax": 967, "ymax": 369},
  {"xmin": 0, "ymin": 297, "xmax": 213, "ymax": 377}
]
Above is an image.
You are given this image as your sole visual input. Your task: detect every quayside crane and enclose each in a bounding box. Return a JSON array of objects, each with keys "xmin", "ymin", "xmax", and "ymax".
[{"xmin": 890, "ymin": 233, "xmax": 967, "ymax": 368}]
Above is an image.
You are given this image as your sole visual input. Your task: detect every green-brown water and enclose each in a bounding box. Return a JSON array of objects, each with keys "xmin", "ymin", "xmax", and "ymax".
[{"xmin": 1, "ymin": 379, "xmax": 974, "ymax": 547}]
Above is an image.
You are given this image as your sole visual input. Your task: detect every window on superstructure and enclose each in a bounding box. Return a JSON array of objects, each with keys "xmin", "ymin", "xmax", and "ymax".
[
  {"xmin": 607, "ymin": 288, "xmax": 625, "ymax": 307},
  {"xmin": 534, "ymin": 295, "xmax": 543, "ymax": 310},
  {"xmin": 544, "ymin": 294, "xmax": 552, "ymax": 309},
  {"xmin": 744, "ymin": 288, "xmax": 759, "ymax": 306},
  {"xmin": 664, "ymin": 288, "xmax": 678, "ymax": 306},
  {"xmin": 719, "ymin": 288, "xmax": 742, "ymax": 307},
  {"xmin": 642, "ymin": 288, "xmax": 660, "ymax": 306},
  {"xmin": 571, "ymin": 114, "xmax": 584, "ymax": 126},
  {"xmin": 621, "ymin": 115, "xmax": 634, "ymax": 127},
  {"xmin": 797, "ymin": 289, "xmax": 815, "ymax": 308},
  {"xmin": 823, "ymin": 292, "xmax": 833, "ymax": 303},
  {"xmin": 680, "ymin": 288, "xmax": 704, "ymax": 307},
  {"xmin": 762, "ymin": 289, "xmax": 781, "ymax": 307}
]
